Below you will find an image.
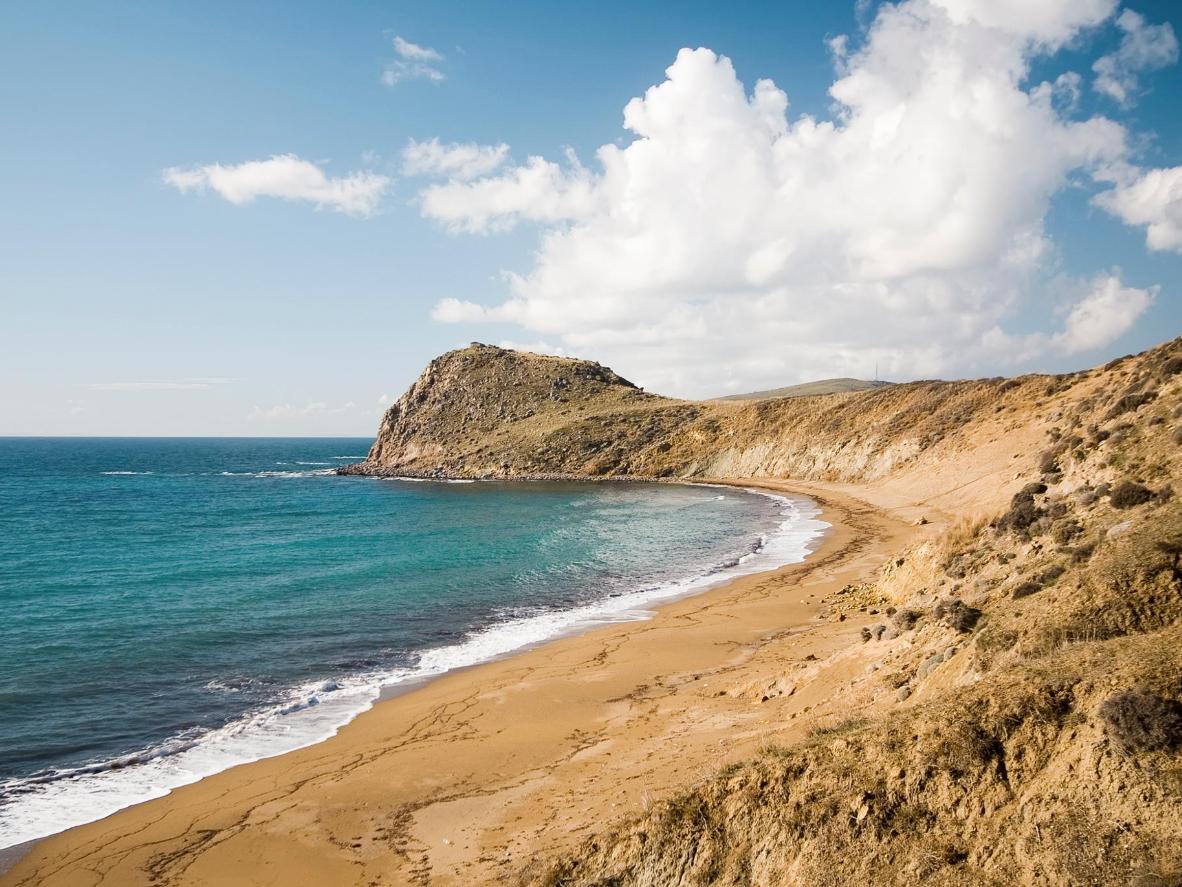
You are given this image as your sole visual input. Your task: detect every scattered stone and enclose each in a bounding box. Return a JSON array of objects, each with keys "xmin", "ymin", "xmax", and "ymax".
[{"xmin": 1107, "ymin": 520, "xmax": 1135, "ymax": 540}]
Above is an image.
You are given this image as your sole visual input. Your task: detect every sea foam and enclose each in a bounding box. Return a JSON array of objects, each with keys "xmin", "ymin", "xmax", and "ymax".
[{"xmin": 0, "ymin": 487, "xmax": 826, "ymax": 850}]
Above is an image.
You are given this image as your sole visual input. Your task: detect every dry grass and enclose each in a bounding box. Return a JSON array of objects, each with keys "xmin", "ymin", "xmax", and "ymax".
[{"xmin": 515, "ymin": 337, "xmax": 1182, "ymax": 887}]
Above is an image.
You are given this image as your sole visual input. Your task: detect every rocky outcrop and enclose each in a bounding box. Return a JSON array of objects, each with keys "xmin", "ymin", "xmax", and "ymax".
[{"xmin": 342, "ymin": 343, "xmax": 697, "ymax": 478}]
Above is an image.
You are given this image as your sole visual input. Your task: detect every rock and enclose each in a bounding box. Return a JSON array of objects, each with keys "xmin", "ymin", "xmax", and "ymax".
[
  {"xmin": 896, "ymin": 685, "xmax": 912, "ymax": 702},
  {"xmin": 1106, "ymin": 520, "xmax": 1135, "ymax": 539},
  {"xmin": 917, "ymin": 652, "xmax": 944, "ymax": 679}
]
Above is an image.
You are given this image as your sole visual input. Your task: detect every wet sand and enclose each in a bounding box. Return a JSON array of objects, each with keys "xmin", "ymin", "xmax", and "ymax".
[{"xmin": 1, "ymin": 478, "xmax": 926, "ymax": 887}]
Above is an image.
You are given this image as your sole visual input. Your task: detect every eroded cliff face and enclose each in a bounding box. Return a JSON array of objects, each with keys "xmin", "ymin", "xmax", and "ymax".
[
  {"xmin": 348, "ymin": 337, "xmax": 1182, "ymax": 886},
  {"xmin": 514, "ymin": 338, "xmax": 1182, "ymax": 887}
]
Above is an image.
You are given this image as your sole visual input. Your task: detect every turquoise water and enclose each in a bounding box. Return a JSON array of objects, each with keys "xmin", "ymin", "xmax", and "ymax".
[{"xmin": 0, "ymin": 438, "xmax": 825, "ymax": 847}]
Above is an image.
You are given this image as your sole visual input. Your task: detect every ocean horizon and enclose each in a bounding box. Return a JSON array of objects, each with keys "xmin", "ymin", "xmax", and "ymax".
[{"xmin": 0, "ymin": 437, "xmax": 826, "ymax": 848}]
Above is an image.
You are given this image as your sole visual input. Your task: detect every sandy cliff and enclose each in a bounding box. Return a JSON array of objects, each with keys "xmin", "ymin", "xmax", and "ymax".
[{"xmin": 348, "ymin": 338, "xmax": 1182, "ymax": 885}]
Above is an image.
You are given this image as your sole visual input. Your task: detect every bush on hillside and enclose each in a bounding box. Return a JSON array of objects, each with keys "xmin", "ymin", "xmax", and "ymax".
[
  {"xmin": 934, "ymin": 598, "xmax": 982, "ymax": 633},
  {"xmin": 1111, "ymin": 482, "xmax": 1154, "ymax": 509},
  {"xmin": 1099, "ymin": 690, "xmax": 1182, "ymax": 754},
  {"xmin": 1106, "ymin": 392, "xmax": 1156, "ymax": 421}
]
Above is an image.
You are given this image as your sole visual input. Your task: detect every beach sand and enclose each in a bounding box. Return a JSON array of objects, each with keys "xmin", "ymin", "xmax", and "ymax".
[{"xmin": 1, "ymin": 479, "xmax": 929, "ymax": 887}]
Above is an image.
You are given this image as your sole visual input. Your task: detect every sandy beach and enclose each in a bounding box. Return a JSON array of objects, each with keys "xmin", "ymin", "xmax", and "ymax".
[{"xmin": 1, "ymin": 479, "xmax": 928, "ymax": 886}]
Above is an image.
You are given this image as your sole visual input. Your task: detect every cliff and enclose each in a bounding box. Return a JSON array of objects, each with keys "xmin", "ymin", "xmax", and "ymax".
[
  {"xmin": 346, "ymin": 336, "xmax": 1182, "ymax": 886},
  {"xmin": 516, "ymin": 337, "xmax": 1182, "ymax": 886}
]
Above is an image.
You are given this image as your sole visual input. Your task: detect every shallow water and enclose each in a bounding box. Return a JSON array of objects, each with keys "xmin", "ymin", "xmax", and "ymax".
[{"xmin": 0, "ymin": 437, "xmax": 826, "ymax": 847}]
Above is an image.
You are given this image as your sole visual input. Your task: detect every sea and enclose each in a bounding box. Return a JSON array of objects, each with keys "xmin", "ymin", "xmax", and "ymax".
[{"xmin": 0, "ymin": 437, "xmax": 827, "ymax": 848}]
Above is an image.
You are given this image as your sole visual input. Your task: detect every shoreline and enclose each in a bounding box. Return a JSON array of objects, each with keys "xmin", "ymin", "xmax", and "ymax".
[
  {"xmin": 2, "ymin": 478, "xmax": 918, "ymax": 886},
  {"xmin": 0, "ymin": 480, "xmax": 823, "ymax": 862}
]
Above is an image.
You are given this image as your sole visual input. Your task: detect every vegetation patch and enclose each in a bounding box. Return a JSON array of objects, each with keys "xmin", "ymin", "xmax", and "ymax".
[
  {"xmin": 1099, "ymin": 690, "xmax": 1182, "ymax": 754},
  {"xmin": 1111, "ymin": 482, "xmax": 1154, "ymax": 509},
  {"xmin": 933, "ymin": 598, "xmax": 982, "ymax": 633}
]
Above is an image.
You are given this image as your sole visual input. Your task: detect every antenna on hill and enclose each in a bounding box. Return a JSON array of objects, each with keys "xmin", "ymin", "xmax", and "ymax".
[{"xmin": 874, "ymin": 361, "xmax": 878, "ymax": 382}]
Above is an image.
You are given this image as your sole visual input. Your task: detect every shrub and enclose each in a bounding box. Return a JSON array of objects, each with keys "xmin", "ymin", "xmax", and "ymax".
[
  {"xmin": 1111, "ymin": 481, "xmax": 1154, "ymax": 509},
  {"xmin": 892, "ymin": 609, "xmax": 922, "ymax": 631},
  {"xmin": 1071, "ymin": 542, "xmax": 1096, "ymax": 563},
  {"xmin": 1012, "ymin": 581, "xmax": 1041, "ymax": 599},
  {"xmin": 1106, "ymin": 392, "xmax": 1156, "ymax": 421},
  {"xmin": 1098, "ymin": 689, "xmax": 1182, "ymax": 754},
  {"xmin": 1040, "ymin": 565, "xmax": 1068, "ymax": 586},
  {"xmin": 996, "ymin": 487, "xmax": 1045, "ymax": 534},
  {"xmin": 934, "ymin": 598, "xmax": 983, "ymax": 633},
  {"xmin": 1052, "ymin": 518, "xmax": 1082, "ymax": 544},
  {"xmin": 1039, "ymin": 446, "xmax": 1065, "ymax": 476},
  {"xmin": 1160, "ymin": 356, "xmax": 1182, "ymax": 377}
]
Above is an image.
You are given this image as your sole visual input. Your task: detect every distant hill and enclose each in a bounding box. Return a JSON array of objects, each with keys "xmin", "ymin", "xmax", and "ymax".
[{"xmin": 713, "ymin": 377, "xmax": 894, "ymax": 401}]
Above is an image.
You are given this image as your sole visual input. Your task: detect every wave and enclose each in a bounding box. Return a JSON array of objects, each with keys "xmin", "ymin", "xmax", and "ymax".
[
  {"xmin": 331, "ymin": 455, "xmax": 365, "ymax": 460},
  {"xmin": 382, "ymin": 476, "xmax": 477, "ymax": 484},
  {"xmin": 100, "ymin": 471, "xmax": 154, "ymax": 476},
  {"xmin": 0, "ymin": 486, "xmax": 826, "ymax": 850},
  {"xmin": 217, "ymin": 469, "xmax": 335, "ymax": 479}
]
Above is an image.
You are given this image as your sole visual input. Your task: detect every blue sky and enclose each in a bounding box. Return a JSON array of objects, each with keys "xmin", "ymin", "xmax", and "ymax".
[{"xmin": 2, "ymin": 1, "xmax": 1179, "ymax": 435}]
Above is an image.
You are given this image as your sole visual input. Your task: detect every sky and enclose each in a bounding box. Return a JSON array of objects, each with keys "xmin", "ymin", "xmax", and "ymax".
[{"xmin": 1, "ymin": 0, "xmax": 1180, "ymax": 436}]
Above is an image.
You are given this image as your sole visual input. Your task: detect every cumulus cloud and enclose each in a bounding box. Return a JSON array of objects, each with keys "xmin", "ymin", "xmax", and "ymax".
[
  {"xmin": 415, "ymin": 0, "xmax": 1166, "ymax": 396},
  {"xmin": 382, "ymin": 36, "xmax": 446, "ymax": 85},
  {"xmin": 419, "ymin": 151, "xmax": 598, "ymax": 233},
  {"xmin": 931, "ymin": 0, "xmax": 1116, "ymax": 46},
  {"xmin": 402, "ymin": 138, "xmax": 510, "ymax": 180},
  {"xmin": 1095, "ymin": 165, "xmax": 1182, "ymax": 252},
  {"xmin": 1051, "ymin": 275, "xmax": 1156, "ymax": 353},
  {"xmin": 1093, "ymin": 9, "xmax": 1179, "ymax": 105},
  {"xmin": 164, "ymin": 154, "xmax": 390, "ymax": 217}
]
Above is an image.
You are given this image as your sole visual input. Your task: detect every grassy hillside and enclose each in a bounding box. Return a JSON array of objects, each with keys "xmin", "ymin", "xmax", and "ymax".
[{"xmin": 713, "ymin": 377, "xmax": 893, "ymax": 401}]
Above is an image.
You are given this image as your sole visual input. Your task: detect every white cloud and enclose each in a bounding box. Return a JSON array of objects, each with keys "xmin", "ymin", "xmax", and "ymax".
[
  {"xmin": 1095, "ymin": 165, "xmax": 1182, "ymax": 252},
  {"xmin": 929, "ymin": 0, "xmax": 1116, "ymax": 47},
  {"xmin": 419, "ymin": 151, "xmax": 598, "ymax": 233},
  {"xmin": 416, "ymin": 0, "xmax": 1159, "ymax": 396},
  {"xmin": 1051, "ymin": 274, "xmax": 1156, "ymax": 353},
  {"xmin": 393, "ymin": 36, "xmax": 441, "ymax": 62},
  {"xmin": 1093, "ymin": 9, "xmax": 1179, "ymax": 105},
  {"xmin": 164, "ymin": 154, "xmax": 390, "ymax": 217},
  {"xmin": 382, "ymin": 36, "xmax": 446, "ymax": 85},
  {"xmin": 87, "ymin": 378, "xmax": 235, "ymax": 391},
  {"xmin": 402, "ymin": 138, "xmax": 510, "ymax": 180}
]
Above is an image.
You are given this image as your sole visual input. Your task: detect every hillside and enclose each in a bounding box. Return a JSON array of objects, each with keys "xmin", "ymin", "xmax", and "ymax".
[
  {"xmin": 713, "ymin": 377, "xmax": 893, "ymax": 401},
  {"xmin": 345, "ymin": 337, "xmax": 1182, "ymax": 886}
]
